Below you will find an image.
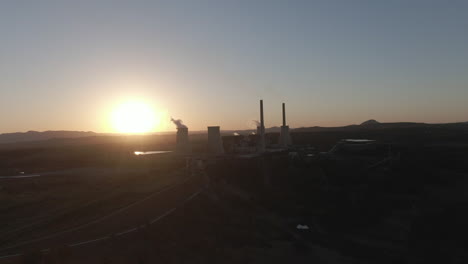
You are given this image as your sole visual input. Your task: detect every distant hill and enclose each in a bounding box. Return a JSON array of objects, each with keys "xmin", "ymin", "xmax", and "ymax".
[
  {"xmin": 292, "ymin": 125, "xmax": 359, "ymax": 133},
  {"xmin": 0, "ymin": 131, "xmax": 98, "ymax": 144},
  {"xmin": 222, "ymin": 120, "xmax": 468, "ymax": 135},
  {"xmin": 360, "ymin": 119, "xmax": 380, "ymax": 126},
  {"xmin": 292, "ymin": 120, "xmax": 468, "ymax": 133}
]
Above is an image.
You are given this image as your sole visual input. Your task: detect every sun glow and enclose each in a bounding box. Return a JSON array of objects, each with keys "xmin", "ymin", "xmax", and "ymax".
[{"xmin": 111, "ymin": 101, "xmax": 159, "ymax": 133}]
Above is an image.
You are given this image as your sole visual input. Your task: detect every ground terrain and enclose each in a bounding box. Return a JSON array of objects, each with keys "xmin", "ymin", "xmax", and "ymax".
[{"xmin": 0, "ymin": 126, "xmax": 467, "ymax": 263}]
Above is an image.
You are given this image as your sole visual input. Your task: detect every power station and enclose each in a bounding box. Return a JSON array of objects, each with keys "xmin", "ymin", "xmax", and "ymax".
[{"xmin": 173, "ymin": 99, "xmax": 292, "ymax": 155}]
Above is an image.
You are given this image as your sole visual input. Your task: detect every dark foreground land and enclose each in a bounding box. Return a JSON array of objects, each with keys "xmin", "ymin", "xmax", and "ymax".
[{"xmin": 1, "ymin": 125, "xmax": 468, "ymax": 263}]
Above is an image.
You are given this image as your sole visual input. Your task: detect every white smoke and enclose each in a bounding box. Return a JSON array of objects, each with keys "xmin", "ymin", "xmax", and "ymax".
[
  {"xmin": 245, "ymin": 119, "xmax": 261, "ymax": 129},
  {"xmin": 171, "ymin": 117, "xmax": 187, "ymax": 129}
]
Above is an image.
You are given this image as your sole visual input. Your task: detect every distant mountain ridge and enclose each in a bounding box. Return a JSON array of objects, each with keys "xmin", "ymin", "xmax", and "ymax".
[
  {"xmin": 292, "ymin": 120, "xmax": 468, "ymax": 132},
  {"xmin": 2, "ymin": 120, "xmax": 468, "ymax": 144},
  {"xmin": 0, "ymin": 130, "xmax": 97, "ymax": 144}
]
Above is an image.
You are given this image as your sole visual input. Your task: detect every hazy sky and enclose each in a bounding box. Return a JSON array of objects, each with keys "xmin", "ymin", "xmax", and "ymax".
[{"xmin": 1, "ymin": 0, "xmax": 467, "ymax": 133}]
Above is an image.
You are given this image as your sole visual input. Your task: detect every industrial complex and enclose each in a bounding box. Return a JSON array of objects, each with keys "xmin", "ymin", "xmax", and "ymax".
[{"xmin": 174, "ymin": 99, "xmax": 292, "ymax": 156}]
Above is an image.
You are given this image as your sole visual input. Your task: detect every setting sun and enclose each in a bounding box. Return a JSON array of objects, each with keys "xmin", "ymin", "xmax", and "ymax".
[{"xmin": 111, "ymin": 101, "xmax": 159, "ymax": 133}]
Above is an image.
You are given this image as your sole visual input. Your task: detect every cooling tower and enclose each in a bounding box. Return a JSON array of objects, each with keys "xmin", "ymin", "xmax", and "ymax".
[
  {"xmin": 207, "ymin": 126, "xmax": 224, "ymax": 155},
  {"xmin": 176, "ymin": 127, "xmax": 191, "ymax": 153},
  {"xmin": 279, "ymin": 103, "xmax": 292, "ymax": 147}
]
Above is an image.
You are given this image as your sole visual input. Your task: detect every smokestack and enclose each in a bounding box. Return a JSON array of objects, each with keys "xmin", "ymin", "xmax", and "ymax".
[
  {"xmin": 260, "ymin": 100, "xmax": 264, "ymax": 129},
  {"xmin": 279, "ymin": 102, "xmax": 292, "ymax": 147},
  {"xmin": 207, "ymin": 126, "xmax": 224, "ymax": 155},
  {"xmin": 282, "ymin": 102, "xmax": 286, "ymax": 126},
  {"xmin": 259, "ymin": 100, "xmax": 266, "ymax": 152}
]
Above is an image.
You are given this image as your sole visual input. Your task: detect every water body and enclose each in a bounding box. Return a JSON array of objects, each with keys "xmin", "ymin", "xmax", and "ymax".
[
  {"xmin": 134, "ymin": 151, "xmax": 173, "ymax": 156},
  {"xmin": 0, "ymin": 174, "xmax": 41, "ymax": 179}
]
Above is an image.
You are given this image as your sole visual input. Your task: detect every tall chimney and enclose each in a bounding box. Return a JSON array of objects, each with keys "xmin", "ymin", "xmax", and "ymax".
[
  {"xmin": 279, "ymin": 102, "xmax": 292, "ymax": 147},
  {"xmin": 259, "ymin": 100, "xmax": 266, "ymax": 152},
  {"xmin": 176, "ymin": 127, "xmax": 191, "ymax": 153},
  {"xmin": 282, "ymin": 102, "xmax": 286, "ymax": 126},
  {"xmin": 207, "ymin": 126, "xmax": 224, "ymax": 155}
]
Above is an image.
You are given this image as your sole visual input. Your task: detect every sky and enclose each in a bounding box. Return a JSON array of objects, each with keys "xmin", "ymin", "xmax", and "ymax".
[{"xmin": 1, "ymin": 0, "xmax": 467, "ymax": 133}]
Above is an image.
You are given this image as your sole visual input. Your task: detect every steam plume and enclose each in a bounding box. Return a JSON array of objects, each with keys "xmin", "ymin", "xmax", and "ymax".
[{"xmin": 171, "ymin": 117, "xmax": 187, "ymax": 129}]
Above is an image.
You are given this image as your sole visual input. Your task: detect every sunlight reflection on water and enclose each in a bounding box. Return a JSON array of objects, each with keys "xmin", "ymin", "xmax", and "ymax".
[{"xmin": 134, "ymin": 151, "xmax": 172, "ymax": 156}]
